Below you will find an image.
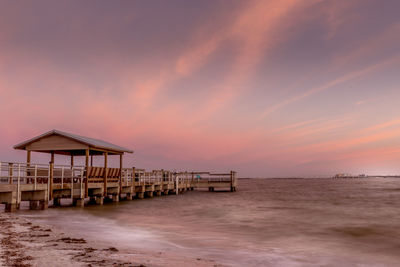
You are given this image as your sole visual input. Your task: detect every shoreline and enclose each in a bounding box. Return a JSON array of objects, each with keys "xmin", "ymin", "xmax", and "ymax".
[
  {"xmin": 0, "ymin": 212, "xmax": 145, "ymax": 267},
  {"xmin": 0, "ymin": 212, "xmax": 220, "ymax": 267}
]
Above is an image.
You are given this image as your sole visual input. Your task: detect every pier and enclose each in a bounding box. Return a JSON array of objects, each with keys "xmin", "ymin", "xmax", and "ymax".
[{"xmin": 0, "ymin": 130, "xmax": 237, "ymax": 212}]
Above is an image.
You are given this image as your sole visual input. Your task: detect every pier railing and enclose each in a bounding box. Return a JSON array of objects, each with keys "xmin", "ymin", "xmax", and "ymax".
[
  {"xmin": 1, "ymin": 162, "xmax": 85, "ymax": 186},
  {"xmin": 191, "ymin": 172, "xmax": 234, "ymax": 182},
  {"xmin": 134, "ymin": 169, "xmax": 177, "ymax": 185},
  {"xmin": 1, "ymin": 161, "xmax": 237, "ymax": 196},
  {"xmin": 0, "ymin": 162, "xmax": 86, "ymax": 200},
  {"xmin": 1, "ymin": 163, "xmax": 201, "ymax": 188}
]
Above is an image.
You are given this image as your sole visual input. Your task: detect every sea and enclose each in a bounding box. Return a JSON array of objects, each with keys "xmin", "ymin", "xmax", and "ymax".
[{"xmin": 20, "ymin": 178, "xmax": 400, "ymax": 266}]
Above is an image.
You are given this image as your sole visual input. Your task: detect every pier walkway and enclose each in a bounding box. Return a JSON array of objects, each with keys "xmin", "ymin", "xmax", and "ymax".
[{"xmin": 0, "ymin": 162, "xmax": 237, "ymax": 212}]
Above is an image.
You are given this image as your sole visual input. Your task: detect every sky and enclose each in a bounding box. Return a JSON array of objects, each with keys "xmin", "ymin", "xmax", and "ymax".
[{"xmin": 0, "ymin": 0, "xmax": 399, "ymax": 177}]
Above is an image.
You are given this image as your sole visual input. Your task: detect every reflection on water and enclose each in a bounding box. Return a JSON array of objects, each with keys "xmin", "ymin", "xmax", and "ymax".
[{"xmin": 21, "ymin": 178, "xmax": 400, "ymax": 266}]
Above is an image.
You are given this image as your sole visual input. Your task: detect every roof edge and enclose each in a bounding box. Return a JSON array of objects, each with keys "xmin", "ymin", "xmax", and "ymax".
[
  {"xmin": 13, "ymin": 129, "xmax": 57, "ymax": 150},
  {"xmin": 13, "ymin": 129, "xmax": 134, "ymax": 153}
]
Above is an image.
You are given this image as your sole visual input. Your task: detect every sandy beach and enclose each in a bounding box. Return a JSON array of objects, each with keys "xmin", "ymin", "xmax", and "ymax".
[
  {"xmin": 0, "ymin": 212, "xmax": 137, "ymax": 267},
  {"xmin": 0, "ymin": 211, "xmax": 219, "ymax": 267},
  {"xmin": 2, "ymin": 178, "xmax": 400, "ymax": 267}
]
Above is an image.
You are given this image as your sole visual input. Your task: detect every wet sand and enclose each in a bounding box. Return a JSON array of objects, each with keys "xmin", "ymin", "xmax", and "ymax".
[
  {"xmin": 0, "ymin": 212, "xmax": 217, "ymax": 267},
  {"xmin": 0, "ymin": 212, "xmax": 140, "ymax": 267}
]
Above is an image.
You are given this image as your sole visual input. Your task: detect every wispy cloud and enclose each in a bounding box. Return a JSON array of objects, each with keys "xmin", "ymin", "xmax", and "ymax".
[{"xmin": 259, "ymin": 55, "xmax": 400, "ymax": 119}]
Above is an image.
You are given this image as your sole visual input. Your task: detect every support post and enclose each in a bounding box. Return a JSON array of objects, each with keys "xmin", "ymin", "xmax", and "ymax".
[
  {"xmin": 85, "ymin": 149, "xmax": 89, "ymax": 198},
  {"xmin": 17, "ymin": 164, "xmax": 21, "ymax": 208},
  {"xmin": 131, "ymin": 167, "xmax": 135, "ymax": 198},
  {"xmin": 132, "ymin": 167, "xmax": 136, "ymax": 187},
  {"xmin": 232, "ymin": 171, "xmax": 237, "ymax": 192},
  {"xmin": 29, "ymin": 201, "xmax": 38, "ymax": 210},
  {"xmin": 27, "ymin": 150, "xmax": 31, "ymax": 164},
  {"xmin": 95, "ymin": 196, "xmax": 104, "ymax": 205},
  {"xmin": 70, "ymin": 154, "xmax": 74, "ymax": 199},
  {"xmin": 230, "ymin": 171, "xmax": 234, "ymax": 191},
  {"xmin": 103, "ymin": 152, "xmax": 108, "ymax": 197},
  {"xmin": 8, "ymin": 163, "xmax": 13, "ymax": 184},
  {"xmin": 27, "ymin": 150, "xmax": 31, "ymax": 183},
  {"xmin": 119, "ymin": 154, "xmax": 123, "ymax": 196},
  {"xmin": 49, "ymin": 152, "xmax": 54, "ymax": 200},
  {"xmin": 73, "ymin": 198, "xmax": 85, "ymax": 207},
  {"xmin": 53, "ymin": 198, "xmax": 61, "ymax": 206},
  {"xmin": 175, "ymin": 174, "xmax": 179, "ymax": 195},
  {"xmin": 5, "ymin": 203, "xmax": 17, "ymax": 212},
  {"xmin": 39, "ymin": 199, "xmax": 48, "ymax": 210},
  {"xmin": 70, "ymin": 166, "xmax": 74, "ymax": 199},
  {"xmin": 34, "ymin": 165, "xmax": 37, "ymax": 190}
]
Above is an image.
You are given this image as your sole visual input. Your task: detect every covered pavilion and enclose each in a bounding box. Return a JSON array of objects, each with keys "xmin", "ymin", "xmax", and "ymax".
[{"xmin": 13, "ymin": 129, "xmax": 133, "ymax": 198}]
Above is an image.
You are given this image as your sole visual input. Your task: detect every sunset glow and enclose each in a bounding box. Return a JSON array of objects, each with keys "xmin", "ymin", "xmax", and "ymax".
[{"xmin": 1, "ymin": 0, "xmax": 399, "ymax": 176}]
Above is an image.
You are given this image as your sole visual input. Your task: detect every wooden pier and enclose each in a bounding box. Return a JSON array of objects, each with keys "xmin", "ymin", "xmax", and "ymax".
[
  {"xmin": 0, "ymin": 162, "xmax": 237, "ymax": 212},
  {"xmin": 0, "ymin": 130, "xmax": 237, "ymax": 212}
]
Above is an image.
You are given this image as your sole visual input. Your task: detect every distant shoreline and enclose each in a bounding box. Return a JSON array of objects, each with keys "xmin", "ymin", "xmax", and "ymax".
[{"xmin": 238, "ymin": 176, "xmax": 400, "ymax": 179}]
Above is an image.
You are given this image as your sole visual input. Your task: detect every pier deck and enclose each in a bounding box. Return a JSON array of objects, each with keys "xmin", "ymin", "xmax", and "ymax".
[{"xmin": 0, "ymin": 162, "xmax": 237, "ymax": 212}]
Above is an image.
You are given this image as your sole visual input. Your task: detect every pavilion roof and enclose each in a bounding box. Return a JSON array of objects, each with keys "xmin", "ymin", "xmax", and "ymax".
[{"xmin": 13, "ymin": 129, "xmax": 133, "ymax": 155}]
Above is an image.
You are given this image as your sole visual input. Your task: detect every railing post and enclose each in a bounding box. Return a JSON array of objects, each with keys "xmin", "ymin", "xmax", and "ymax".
[{"xmin": 8, "ymin": 163, "xmax": 13, "ymax": 184}]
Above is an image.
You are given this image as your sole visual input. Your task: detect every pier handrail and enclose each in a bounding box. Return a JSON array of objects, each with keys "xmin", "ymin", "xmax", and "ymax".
[
  {"xmin": 1, "ymin": 161, "xmax": 86, "ymax": 200},
  {"xmin": 1, "ymin": 161, "xmax": 236, "ymax": 194}
]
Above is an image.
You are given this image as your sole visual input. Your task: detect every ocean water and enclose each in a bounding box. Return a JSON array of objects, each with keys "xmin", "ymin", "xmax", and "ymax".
[{"xmin": 21, "ymin": 178, "xmax": 400, "ymax": 266}]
